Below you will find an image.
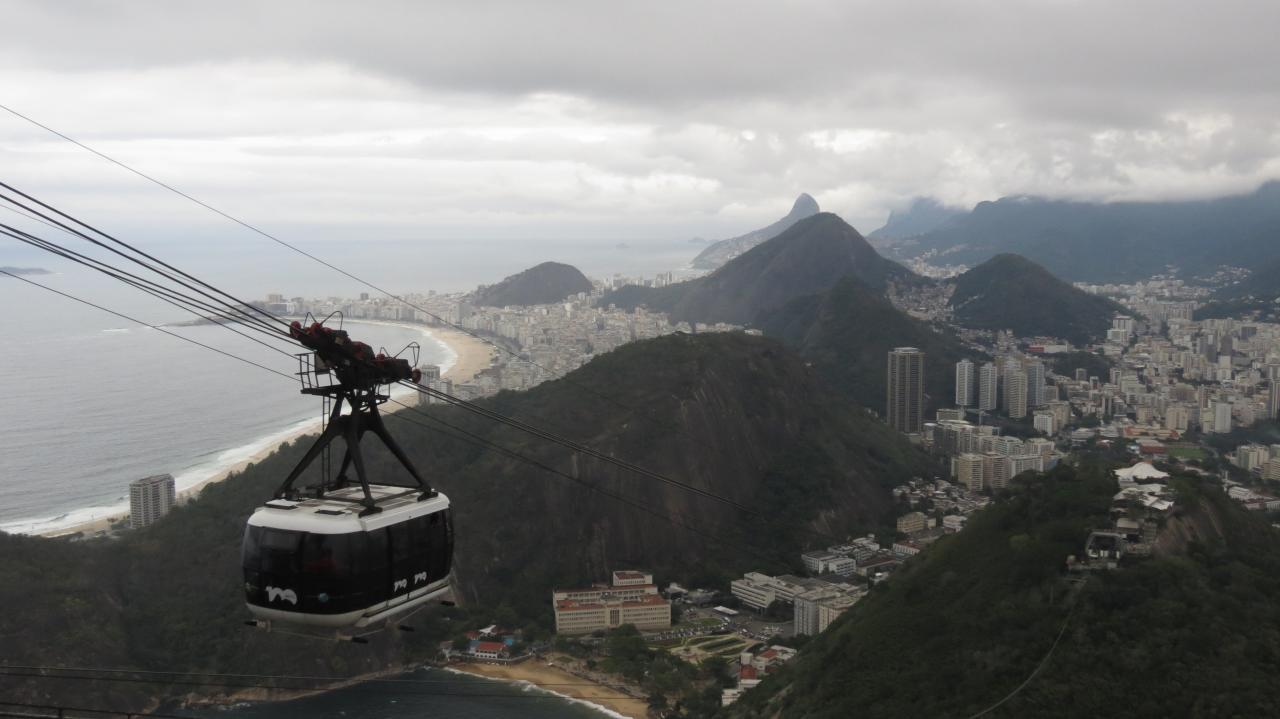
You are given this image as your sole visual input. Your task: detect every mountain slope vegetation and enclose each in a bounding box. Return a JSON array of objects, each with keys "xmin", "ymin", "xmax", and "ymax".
[
  {"xmin": 732, "ymin": 464, "xmax": 1280, "ymax": 718},
  {"xmin": 948, "ymin": 254, "xmax": 1125, "ymax": 343},
  {"xmin": 758, "ymin": 276, "xmax": 973, "ymax": 415},
  {"xmin": 690, "ymin": 194, "xmax": 820, "ymax": 270},
  {"xmin": 0, "ymin": 333, "xmax": 930, "ymax": 709},
  {"xmin": 606, "ymin": 213, "xmax": 915, "ymax": 326},
  {"xmin": 472, "ymin": 261, "xmax": 592, "ymax": 307}
]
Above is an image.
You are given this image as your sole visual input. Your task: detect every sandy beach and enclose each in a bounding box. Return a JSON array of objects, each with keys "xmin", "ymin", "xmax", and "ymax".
[
  {"xmin": 430, "ymin": 325, "xmax": 495, "ymax": 384},
  {"xmin": 38, "ymin": 321, "xmax": 494, "ymax": 539},
  {"xmin": 451, "ymin": 659, "xmax": 649, "ymax": 719}
]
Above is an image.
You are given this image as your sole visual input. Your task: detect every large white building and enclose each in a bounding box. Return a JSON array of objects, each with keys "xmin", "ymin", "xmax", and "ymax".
[
  {"xmin": 955, "ymin": 359, "xmax": 975, "ymax": 407},
  {"xmin": 978, "ymin": 362, "xmax": 999, "ymax": 411},
  {"xmin": 552, "ymin": 570, "xmax": 671, "ymax": 635},
  {"xmin": 794, "ymin": 588, "xmax": 861, "ymax": 636},
  {"xmin": 129, "ymin": 474, "xmax": 175, "ymax": 529},
  {"xmin": 1005, "ymin": 370, "xmax": 1029, "ymax": 419}
]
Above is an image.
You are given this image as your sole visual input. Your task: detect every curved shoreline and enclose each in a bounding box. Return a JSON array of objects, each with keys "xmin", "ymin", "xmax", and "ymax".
[
  {"xmin": 20, "ymin": 320, "xmax": 492, "ymax": 538},
  {"xmin": 442, "ymin": 662, "xmax": 646, "ymax": 719}
]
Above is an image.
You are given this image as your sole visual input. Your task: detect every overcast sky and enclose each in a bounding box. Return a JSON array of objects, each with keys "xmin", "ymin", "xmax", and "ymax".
[{"xmin": 2, "ymin": 0, "xmax": 1278, "ymax": 255}]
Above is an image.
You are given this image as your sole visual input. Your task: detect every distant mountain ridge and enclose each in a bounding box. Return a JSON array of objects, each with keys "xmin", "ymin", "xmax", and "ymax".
[
  {"xmin": 690, "ymin": 193, "xmax": 820, "ymax": 270},
  {"xmin": 867, "ymin": 197, "xmax": 965, "ymax": 243},
  {"xmin": 879, "ymin": 182, "xmax": 1280, "ymax": 281},
  {"xmin": 606, "ymin": 212, "xmax": 916, "ymax": 326},
  {"xmin": 947, "ymin": 254, "xmax": 1124, "ymax": 343},
  {"xmin": 472, "ymin": 261, "xmax": 592, "ymax": 307}
]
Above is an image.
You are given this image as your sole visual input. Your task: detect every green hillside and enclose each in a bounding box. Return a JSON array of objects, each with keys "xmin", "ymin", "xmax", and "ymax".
[
  {"xmin": 949, "ymin": 254, "xmax": 1125, "ymax": 343},
  {"xmin": 473, "ymin": 261, "xmax": 592, "ymax": 307},
  {"xmin": 0, "ymin": 333, "xmax": 931, "ymax": 709},
  {"xmin": 758, "ymin": 276, "xmax": 974, "ymax": 415},
  {"xmin": 732, "ymin": 464, "xmax": 1280, "ymax": 718}
]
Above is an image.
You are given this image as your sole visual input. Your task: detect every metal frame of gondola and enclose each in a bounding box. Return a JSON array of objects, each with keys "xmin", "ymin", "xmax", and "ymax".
[{"xmin": 273, "ymin": 316, "xmax": 435, "ymax": 515}]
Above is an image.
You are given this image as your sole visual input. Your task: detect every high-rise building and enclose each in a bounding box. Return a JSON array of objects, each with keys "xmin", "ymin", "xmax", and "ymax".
[
  {"xmin": 955, "ymin": 359, "xmax": 975, "ymax": 407},
  {"xmin": 1212, "ymin": 401, "xmax": 1233, "ymax": 433},
  {"xmin": 1270, "ymin": 381, "xmax": 1280, "ymax": 421},
  {"xmin": 887, "ymin": 348, "xmax": 925, "ymax": 433},
  {"xmin": 1024, "ymin": 360, "xmax": 1046, "ymax": 408},
  {"xmin": 1005, "ymin": 371, "xmax": 1029, "ymax": 419},
  {"xmin": 129, "ymin": 474, "xmax": 176, "ymax": 529},
  {"xmin": 955, "ymin": 453, "xmax": 985, "ymax": 492},
  {"xmin": 978, "ymin": 362, "xmax": 999, "ymax": 412}
]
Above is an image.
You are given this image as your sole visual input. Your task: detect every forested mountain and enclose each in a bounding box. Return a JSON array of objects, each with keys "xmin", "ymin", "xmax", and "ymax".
[
  {"xmin": 879, "ymin": 182, "xmax": 1280, "ymax": 282},
  {"xmin": 1196, "ymin": 257, "xmax": 1280, "ymax": 320},
  {"xmin": 690, "ymin": 194, "xmax": 820, "ymax": 270},
  {"xmin": 472, "ymin": 261, "xmax": 592, "ymax": 307},
  {"xmin": 866, "ymin": 197, "xmax": 965, "ymax": 243},
  {"xmin": 1214, "ymin": 256, "xmax": 1280, "ymax": 301},
  {"xmin": 758, "ymin": 276, "xmax": 973, "ymax": 415},
  {"xmin": 606, "ymin": 213, "xmax": 916, "ymax": 326},
  {"xmin": 0, "ymin": 333, "xmax": 930, "ymax": 708},
  {"xmin": 948, "ymin": 254, "xmax": 1125, "ymax": 343},
  {"xmin": 732, "ymin": 463, "xmax": 1280, "ymax": 718}
]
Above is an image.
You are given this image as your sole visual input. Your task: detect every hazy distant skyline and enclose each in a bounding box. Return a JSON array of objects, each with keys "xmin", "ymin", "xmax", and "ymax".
[{"xmin": 2, "ymin": 0, "xmax": 1279, "ymax": 254}]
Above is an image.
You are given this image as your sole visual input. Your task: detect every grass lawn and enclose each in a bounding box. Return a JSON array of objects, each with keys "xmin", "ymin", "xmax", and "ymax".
[{"xmin": 1168, "ymin": 445, "xmax": 1206, "ymax": 460}]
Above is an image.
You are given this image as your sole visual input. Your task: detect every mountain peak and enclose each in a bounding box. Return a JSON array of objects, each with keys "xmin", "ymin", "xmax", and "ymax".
[
  {"xmin": 948, "ymin": 253, "xmax": 1125, "ymax": 343},
  {"xmin": 790, "ymin": 193, "xmax": 820, "ymax": 217},
  {"xmin": 691, "ymin": 193, "xmax": 823, "ymax": 270}
]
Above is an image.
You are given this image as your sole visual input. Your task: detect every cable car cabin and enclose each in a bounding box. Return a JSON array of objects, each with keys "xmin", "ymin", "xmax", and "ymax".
[{"xmin": 242, "ymin": 485, "xmax": 453, "ymax": 629}]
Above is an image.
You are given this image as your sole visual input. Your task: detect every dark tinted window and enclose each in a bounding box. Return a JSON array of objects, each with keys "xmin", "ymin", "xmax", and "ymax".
[
  {"xmin": 389, "ymin": 521, "xmax": 414, "ymax": 564},
  {"xmin": 249, "ymin": 527, "xmax": 303, "ymax": 574},
  {"xmin": 301, "ymin": 533, "xmax": 353, "ymax": 578}
]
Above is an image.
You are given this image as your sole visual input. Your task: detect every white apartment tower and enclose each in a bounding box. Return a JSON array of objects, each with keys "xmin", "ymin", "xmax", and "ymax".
[
  {"xmin": 978, "ymin": 362, "xmax": 999, "ymax": 412},
  {"xmin": 1005, "ymin": 371, "xmax": 1029, "ymax": 419},
  {"xmin": 955, "ymin": 359, "xmax": 976, "ymax": 407},
  {"xmin": 129, "ymin": 474, "xmax": 176, "ymax": 529}
]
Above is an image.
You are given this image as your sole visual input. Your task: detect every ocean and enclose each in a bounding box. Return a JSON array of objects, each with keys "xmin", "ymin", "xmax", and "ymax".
[{"xmin": 0, "ymin": 270, "xmax": 454, "ymax": 534}]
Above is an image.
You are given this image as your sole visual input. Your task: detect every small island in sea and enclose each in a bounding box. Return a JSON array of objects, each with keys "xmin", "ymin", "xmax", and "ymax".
[{"xmin": 0, "ymin": 266, "xmax": 51, "ymax": 276}]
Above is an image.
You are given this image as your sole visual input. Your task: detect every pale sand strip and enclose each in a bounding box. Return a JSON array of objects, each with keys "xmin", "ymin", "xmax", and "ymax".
[
  {"xmin": 450, "ymin": 660, "xmax": 649, "ymax": 719},
  {"xmin": 40, "ymin": 323, "xmax": 493, "ymax": 539},
  {"xmin": 430, "ymin": 325, "xmax": 495, "ymax": 383}
]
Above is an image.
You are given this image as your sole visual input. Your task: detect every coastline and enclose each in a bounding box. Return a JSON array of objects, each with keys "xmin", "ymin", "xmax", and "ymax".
[
  {"xmin": 447, "ymin": 660, "xmax": 648, "ymax": 719},
  {"xmin": 32, "ymin": 320, "xmax": 493, "ymax": 539}
]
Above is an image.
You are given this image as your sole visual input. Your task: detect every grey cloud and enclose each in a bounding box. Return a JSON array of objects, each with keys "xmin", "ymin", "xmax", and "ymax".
[{"xmin": 0, "ymin": 0, "xmax": 1278, "ymax": 242}]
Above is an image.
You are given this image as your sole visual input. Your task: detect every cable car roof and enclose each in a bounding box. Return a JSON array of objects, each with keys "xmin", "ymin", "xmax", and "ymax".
[{"xmin": 248, "ymin": 485, "xmax": 450, "ymax": 534}]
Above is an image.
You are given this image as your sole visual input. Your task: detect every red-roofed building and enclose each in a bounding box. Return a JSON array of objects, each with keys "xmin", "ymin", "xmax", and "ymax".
[
  {"xmin": 553, "ymin": 569, "xmax": 671, "ymax": 635},
  {"xmin": 471, "ymin": 641, "xmax": 509, "ymax": 660}
]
